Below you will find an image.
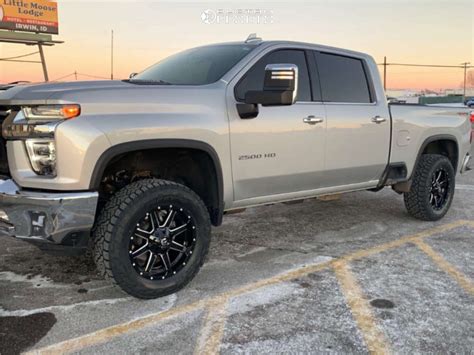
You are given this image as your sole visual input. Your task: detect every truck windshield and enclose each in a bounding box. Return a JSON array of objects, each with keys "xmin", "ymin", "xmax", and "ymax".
[{"xmin": 130, "ymin": 44, "xmax": 258, "ymax": 85}]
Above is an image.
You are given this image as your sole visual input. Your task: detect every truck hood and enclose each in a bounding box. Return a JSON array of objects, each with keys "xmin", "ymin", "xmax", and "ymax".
[{"xmin": 0, "ymin": 80, "xmax": 135, "ymax": 104}]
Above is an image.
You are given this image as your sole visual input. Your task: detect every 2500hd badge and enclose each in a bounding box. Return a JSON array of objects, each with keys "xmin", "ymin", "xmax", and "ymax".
[{"xmin": 239, "ymin": 153, "xmax": 277, "ymax": 160}]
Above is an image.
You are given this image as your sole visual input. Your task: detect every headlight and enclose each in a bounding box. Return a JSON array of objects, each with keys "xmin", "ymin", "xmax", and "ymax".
[
  {"xmin": 25, "ymin": 139, "xmax": 57, "ymax": 176},
  {"xmin": 2, "ymin": 104, "xmax": 81, "ymax": 139},
  {"xmin": 22, "ymin": 104, "xmax": 81, "ymax": 124}
]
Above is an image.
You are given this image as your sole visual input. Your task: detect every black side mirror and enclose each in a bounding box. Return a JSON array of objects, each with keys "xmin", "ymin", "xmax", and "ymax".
[
  {"xmin": 129, "ymin": 73, "xmax": 138, "ymax": 79},
  {"xmin": 245, "ymin": 64, "xmax": 298, "ymax": 106}
]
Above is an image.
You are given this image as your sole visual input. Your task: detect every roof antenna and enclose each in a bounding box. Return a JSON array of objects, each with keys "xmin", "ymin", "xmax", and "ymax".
[{"xmin": 245, "ymin": 33, "xmax": 262, "ymax": 43}]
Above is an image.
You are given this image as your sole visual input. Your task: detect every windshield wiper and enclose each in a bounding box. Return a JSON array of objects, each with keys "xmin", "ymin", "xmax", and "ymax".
[{"xmin": 127, "ymin": 79, "xmax": 173, "ymax": 85}]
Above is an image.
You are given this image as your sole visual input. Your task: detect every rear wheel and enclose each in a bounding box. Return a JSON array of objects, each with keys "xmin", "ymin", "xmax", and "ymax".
[
  {"xmin": 404, "ymin": 154, "xmax": 455, "ymax": 221},
  {"xmin": 93, "ymin": 179, "xmax": 211, "ymax": 299}
]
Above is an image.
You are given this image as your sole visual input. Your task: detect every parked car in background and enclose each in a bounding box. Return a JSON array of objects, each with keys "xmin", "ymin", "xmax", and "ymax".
[
  {"xmin": 466, "ymin": 99, "xmax": 474, "ymax": 108},
  {"xmin": 387, "ymin": 96, "xmax": 406, "ymax": 104}
]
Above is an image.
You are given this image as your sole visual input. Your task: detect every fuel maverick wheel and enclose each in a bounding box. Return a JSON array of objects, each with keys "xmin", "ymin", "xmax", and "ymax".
[
  {"xmin": 93, "ymin": 179, "xmax": 211, "ymax": 299},
  {"xmin": 404, "ymin": 154, "xmax": 455, "ymax": 221}
]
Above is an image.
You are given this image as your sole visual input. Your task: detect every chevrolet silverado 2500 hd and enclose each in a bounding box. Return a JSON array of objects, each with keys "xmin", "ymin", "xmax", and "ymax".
[{"xmin": 0, "ymin": 38, "xmax": 472, "ymax": 298}]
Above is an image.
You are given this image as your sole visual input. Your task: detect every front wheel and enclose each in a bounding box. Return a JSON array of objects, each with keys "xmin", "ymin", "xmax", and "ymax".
[
  {"xmin": 404, "ymin": 154, "xmax": 455, "ymax": 221},
  {"xmin": 93, "ymin": 179, "xmax": 211, "ymax": 299}
]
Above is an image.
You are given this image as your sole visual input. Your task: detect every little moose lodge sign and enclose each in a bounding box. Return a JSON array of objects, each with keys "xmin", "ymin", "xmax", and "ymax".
[{"xmin": 0, "ymin": 0, "xmax": 58, "ymax": 34}]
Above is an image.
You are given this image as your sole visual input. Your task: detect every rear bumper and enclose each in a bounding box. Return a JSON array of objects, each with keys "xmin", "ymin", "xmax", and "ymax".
[{"xmin": 0, "ymin": 179, "xmax": 98, "ymax": 248}]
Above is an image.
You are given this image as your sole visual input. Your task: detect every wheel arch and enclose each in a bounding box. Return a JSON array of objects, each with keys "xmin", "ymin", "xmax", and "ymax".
[
  {"xmin": 392, "ymin": 134, "xmax": 459, "ymax": 194},
  {"xmin": 90, "ymin": 139, "xmax": 224, "ymax": 226},
  {"xmin": 414, "ymin": 134, "xmax": 459, "ymax": 176}
]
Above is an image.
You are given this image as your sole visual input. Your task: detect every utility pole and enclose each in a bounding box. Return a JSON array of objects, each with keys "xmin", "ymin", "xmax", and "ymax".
[
  {"xmin": 74, "ymin": 71, "xmax": 77, "ymax": 80},
  {"xmin": 111, "ymin": 30, "xmax": 114, "ymax": 80},
  {"xmin": 461, "ymin": 62, "xmax": 470, "ymax": 102},
  {"xmin": 383, "ymin": 56, "xmax": 387, "ymax": 91}
]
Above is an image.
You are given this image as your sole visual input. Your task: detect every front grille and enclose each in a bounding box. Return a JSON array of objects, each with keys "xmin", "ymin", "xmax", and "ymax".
[{"xmin": 0, "ymin": 106, "xmax": 12, "ymax": 176}]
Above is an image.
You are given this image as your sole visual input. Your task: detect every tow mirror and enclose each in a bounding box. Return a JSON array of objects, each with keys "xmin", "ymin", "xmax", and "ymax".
[{"xmin": 244, "ymin": 64, "xmax": 298, "ymax": 106}]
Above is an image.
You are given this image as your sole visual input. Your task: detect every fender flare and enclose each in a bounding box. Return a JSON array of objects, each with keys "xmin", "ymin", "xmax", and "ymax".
[
  {"xmin": 392, "ymin": 134, "xmax": 459, "ymax": 193},
  {"xmin": 90, "ymin": 139, "xmax": 224, "ymax": 225},
  {"xmin": 411, "ymin": 134, "xmax": 459, "ymax": 179}
]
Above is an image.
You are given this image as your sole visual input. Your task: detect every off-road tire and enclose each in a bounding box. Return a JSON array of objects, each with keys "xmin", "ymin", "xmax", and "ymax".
[
  {"xmin": 92, "ymin": 178, "xmax": 211, "ymax": 299},
  {"xmin": 404, "ymin": 154, "xmax": 455, "ymax": 221}
]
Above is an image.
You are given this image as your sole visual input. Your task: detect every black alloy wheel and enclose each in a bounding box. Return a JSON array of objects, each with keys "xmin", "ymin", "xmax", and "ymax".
[
  {"xmin": 93, "ymin": 179, "xmax": 211, "ymax": 299},
  {"xmin": 129, "ymin": 205, "xmax": 196, "ymax": 281},
  {"xmin": 404, "ymin": 154, "xmax": 455, "ymax": 221},
  {"xmin": 429, "ymin": 167, "xmax": 450, "ymax": 211}
]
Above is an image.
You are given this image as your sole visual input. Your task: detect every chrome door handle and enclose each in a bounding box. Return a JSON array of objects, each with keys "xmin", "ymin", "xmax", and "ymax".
[
  {"xmin": 303, "ymin": 116, "xmax": 324, "ymax": 125},
  {"xmin": 371, "ymin": 116, "xmax": 387, "ymax": 124}
]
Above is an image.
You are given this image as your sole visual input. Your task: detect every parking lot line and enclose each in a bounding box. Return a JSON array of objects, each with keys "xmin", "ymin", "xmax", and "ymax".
[
  {"xmin": 28, "ymin": 220, "xmax": 471, "ymax": 354},
  {"xmin": 413, "ymin": 239, "xmax": 474, "ymax": 296},
  {"xmin": 333, "ymin": 261, "xmax": 390, "ymax": 355},
  {"xmin": 340, "ymin": 220, "xmax": 468, "ymax": 263},
  {"xmin": 194, "ymin": 299, "xmax": 229, "ymax": 354},
  {"xmin": 26, "ymin": 299, "xmax": 209, "ymax": 355}
]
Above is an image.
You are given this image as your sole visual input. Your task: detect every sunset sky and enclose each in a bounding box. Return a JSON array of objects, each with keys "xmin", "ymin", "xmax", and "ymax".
[{"xmin": 0, "ymin": 0, "xmax": 472, "ymax": 90}]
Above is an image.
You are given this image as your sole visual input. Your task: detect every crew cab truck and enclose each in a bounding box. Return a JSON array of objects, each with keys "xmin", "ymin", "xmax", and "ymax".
[{"xmin": 0, "ymin": 37, "xmax": 472, "ymax": 299}]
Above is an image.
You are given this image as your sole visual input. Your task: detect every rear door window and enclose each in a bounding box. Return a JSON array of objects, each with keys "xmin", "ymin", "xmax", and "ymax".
[{"xmin": 315, "ymin": 52, "xmax": 372, "ymax": 103}]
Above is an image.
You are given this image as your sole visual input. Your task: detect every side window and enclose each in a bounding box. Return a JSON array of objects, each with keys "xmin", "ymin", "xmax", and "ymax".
[
  {"xmin": 235, "ymin": 49, "xmax": 311, "ymax": 102},
  {"xmin": 315, "ymin": 52, "xmax": 372, "ymax": 103}
]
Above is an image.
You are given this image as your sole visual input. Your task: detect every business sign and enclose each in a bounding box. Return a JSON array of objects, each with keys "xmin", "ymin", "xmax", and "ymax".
[{"xmin": 0, "ymin": 0, "xmax": 58, "ymax": 34}]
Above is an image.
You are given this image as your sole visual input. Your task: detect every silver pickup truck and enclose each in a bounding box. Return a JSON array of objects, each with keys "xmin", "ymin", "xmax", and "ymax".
[{"xmin": 0, "ymin": 37, "xmax": 472, "ymax": 298}]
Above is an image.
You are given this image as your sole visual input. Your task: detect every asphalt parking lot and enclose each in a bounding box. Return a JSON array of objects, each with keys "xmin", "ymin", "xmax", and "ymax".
[{"xmin": 1, "ymin": 154, "xmax": 473, "ymax": 354}]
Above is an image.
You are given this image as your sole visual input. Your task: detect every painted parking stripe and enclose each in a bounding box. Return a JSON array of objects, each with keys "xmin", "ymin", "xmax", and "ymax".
[
  {"xmin": 333, "ymin": 261, "xmax": 390, "ymax": 355},
  {"xmin": 414, "ymin": 239, "xmax": 474, "ymax": 296},
  {"xmin": 455, "ymin": 184, "xmax": 474, "ymax": 191},
  {"xmin": 194, "ymin": 299, "xmax": 229, "ymax": 354},
  {"xmin": 28, "ymin": 219, "xmax": 471, "ymax": 354}
]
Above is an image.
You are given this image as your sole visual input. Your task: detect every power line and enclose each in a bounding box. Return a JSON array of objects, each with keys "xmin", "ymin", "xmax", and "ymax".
[
  {"xmin": 0, "ymin": 59, "xmax": 41, "ymax": 63},
  {"xmin": 50, "ymin": 72, "xmax": 75, "ymax": 81},
  {"xmin": 76, "ymin": 72, "xmax": 109, "ymax": 79},
  {"xmin": 0, "ymin": 51, "xmax": 39, "ymax": 61},
  {"xmin": 378, "ymin": 59, "xmax": 474, "ymax": 92},
  {"xmin": 377, "ymin": 62, "xmax": 473, "ymax": 69},
  {"xmin": 51, "ymin": 72, "xmax": 110, "ymax": 81}
]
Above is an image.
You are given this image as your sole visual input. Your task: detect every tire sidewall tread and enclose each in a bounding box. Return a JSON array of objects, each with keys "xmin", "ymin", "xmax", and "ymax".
[
  {"xmin": 92, "ymin": 179, "xmax": 211, "ymax": 299},
  {"xmin": 404, "ymin": 154, "xmax": 455, "ymax": 221}
]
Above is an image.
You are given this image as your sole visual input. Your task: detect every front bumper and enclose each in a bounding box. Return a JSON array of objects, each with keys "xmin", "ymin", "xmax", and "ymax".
[{"xmin": 0, "ymin": 179, "xmax": 98, "ymax": 248}]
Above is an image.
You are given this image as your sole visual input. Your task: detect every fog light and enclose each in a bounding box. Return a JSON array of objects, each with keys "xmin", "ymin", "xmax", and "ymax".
[{"xmin": 25, "ymin": 139, "xmax": 57, "ymax": 176}]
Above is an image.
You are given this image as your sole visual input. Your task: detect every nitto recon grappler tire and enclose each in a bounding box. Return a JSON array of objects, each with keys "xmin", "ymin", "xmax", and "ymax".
[
  {"xmin": 404, "ymin": 154, "xmax": 455, "ymax": 221},
  {"xmin": 93, "ymin": 179, "xmax": 211, "ymax": 299}
]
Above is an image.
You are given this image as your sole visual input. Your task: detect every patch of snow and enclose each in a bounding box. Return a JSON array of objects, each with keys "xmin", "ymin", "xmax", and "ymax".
[
  {"xmin": 0, "ymin": 271, "xmax": 68, "ymax": 289},
  {"xmin": 227, "ymin": 282, "xmax": 303, "ymax": 315},
  {"xmin": 0, "ymin": 297, "xmax": 131, "ymax": 317}
]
